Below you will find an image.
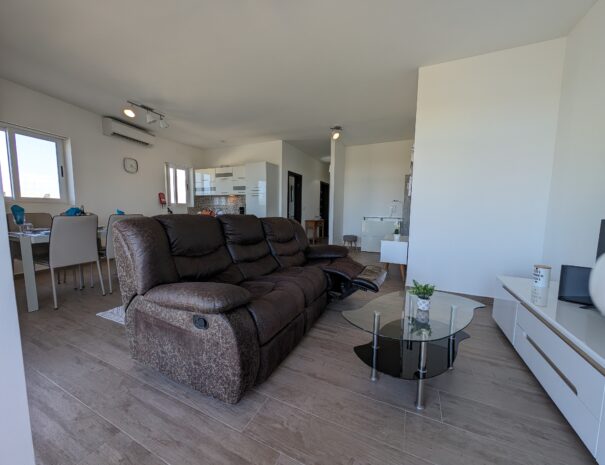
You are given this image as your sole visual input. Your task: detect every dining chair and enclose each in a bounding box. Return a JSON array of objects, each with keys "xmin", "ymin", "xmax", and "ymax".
[
  {"xmin": 39, "ymin": 214, "xmax": 106, "ymax": 309},
  {"xmin": 102, "ymin": 214, "xmax": 142, "ymax": 293}
]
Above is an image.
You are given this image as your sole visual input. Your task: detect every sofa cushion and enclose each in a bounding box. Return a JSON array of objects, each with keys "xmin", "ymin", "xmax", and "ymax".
[
  {"xmin": 113, "ymin": 217, "xmax": 179, "ymax": 296},
  {"xmin": 261, "ymin": 217, "xmax": 306, "ymax": 267},
  {"xmin": 240, "ymin": 280, "xmax": 305, "ymax": 345},
  {"xmin": 155, "ymin": 215, "xmax": 243, "ymax": 283},
  {"xmin": 219, "ymin": 215, "xmax": 279, "ymax": 280},
  {"xmin": 288, "ymin": 218, "xmax": 310, "ymax": 251},
  {"xmin": 144, "ymin": 282, "xmax": 251, "ymax": 314},
  {"xmin": 256, "ymin": 266, "xmax": 327, "ymax": 306}
]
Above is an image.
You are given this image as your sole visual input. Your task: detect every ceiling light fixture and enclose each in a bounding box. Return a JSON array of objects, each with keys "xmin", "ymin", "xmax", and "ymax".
[
  {"xmin": 146, "ymin": 111, "xmax": 158, "ymax": 124},
  {"xmin": 330, "ymin": 126, "xmax": 342, "ymax": 140},
  {"xmin": 123, "ymin": 100, "xmax": 169, "ymax": 128},
  {"xmin": 123, "ymin": 104, "xmax": 136, "ymax": 118}
]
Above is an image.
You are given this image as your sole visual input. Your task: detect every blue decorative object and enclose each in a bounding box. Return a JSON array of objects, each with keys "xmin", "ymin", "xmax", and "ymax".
[
  {"xmin": 116, "ymin": 209, "xmax": 125, "ymax": 215},
  {"xmin": 64, "ymin": 207, "xmax": 82, "ymax": 216},
  {"xmin": 10, "ymin": 204, "xmax": 25, "ymax": 225}
]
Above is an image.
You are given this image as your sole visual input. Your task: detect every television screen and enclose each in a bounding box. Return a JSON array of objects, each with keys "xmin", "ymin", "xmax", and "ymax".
[{"xmin": 558, "ymin": 265, "xmax": 593, "ymax": 306}]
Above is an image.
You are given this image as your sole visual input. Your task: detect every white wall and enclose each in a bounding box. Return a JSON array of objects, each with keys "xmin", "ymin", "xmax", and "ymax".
[
  {"xmin": 542, "ymin": 1, "xmax": 605, "ymax": 277},
  {"xmin": 342, "ymin": 140, "xmax": 413, "ymax": 238},
  {"xmin": 282, "ymin": 142, "xmax": 329, "ymax": 221},
  {"xmin": 329, "ymin": 139, "xmax": 346, "ymax": 244},
  {"xmin": 0, "ymin": 194, "xmax": 35, "ymax": 464},
  {"xmin": 408, "ymin": 39, "xmax": 566, "ymax": 297},
  {"xmin": 0, "ymin": 78, "xmax": 204, "ymax": 225}
]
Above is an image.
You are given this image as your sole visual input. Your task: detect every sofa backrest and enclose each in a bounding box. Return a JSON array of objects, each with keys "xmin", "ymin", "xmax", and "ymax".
[
  {"xmin": 112, "ymin": 217, "xmax": 179, "ymax": 305},
  {"xmin": 289, "ymin": 219, "xmax": 310, "ymax": 251},
  {"xmin": 218, "ymin": 215, "xmax": 279, "ymax": 280},
  {"xmin": 155, "ymin": 214, "xmax": 244, "ymax": 284},
  {"xmin": 261, "ymin": 217, "xmax": 306, "ymax": 268}
]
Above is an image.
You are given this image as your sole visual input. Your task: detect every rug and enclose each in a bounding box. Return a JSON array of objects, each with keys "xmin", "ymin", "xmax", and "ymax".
[{"xmin": 96, "ymin": 306, "xmax": 125, "ymax": 325}]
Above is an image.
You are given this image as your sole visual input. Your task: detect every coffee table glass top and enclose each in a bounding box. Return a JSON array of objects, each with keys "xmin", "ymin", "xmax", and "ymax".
[{"xmin": 342, "ymin": 291, "xmax": 485, "ymax": 342}]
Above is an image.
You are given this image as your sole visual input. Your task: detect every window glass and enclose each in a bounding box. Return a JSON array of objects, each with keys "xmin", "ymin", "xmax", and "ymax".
[
  {"xmin": 0, "ymin": 130, "xmax": 12, "ymax": 197},
  {"xmin": 15, "ymin": 133, "xmax": 61, "ymax": 199},
  {"xmin": 168, "ymin": 166, "xmax": 175, "ymax": 203},
  {"xmin": 176, "ymin": 168, "xmax": 187, "ymax": 204}
]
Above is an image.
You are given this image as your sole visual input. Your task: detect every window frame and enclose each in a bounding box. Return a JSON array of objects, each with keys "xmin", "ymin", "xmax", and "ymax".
[
  {"xmin": 164, "ymin": 162, "xmax": 192, "ymax": 207},
  {"xmin": 1, "ymin": 124, "xmax": 68, "ymax": 204}
]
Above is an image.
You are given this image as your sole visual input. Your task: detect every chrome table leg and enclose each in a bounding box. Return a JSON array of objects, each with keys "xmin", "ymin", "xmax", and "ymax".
[
  {"xmin": 415, "ymin": 340, "xmax": 428, "ymax": 410},
  {"xmin": 448, "ymin": 334, "xmax": 455, "ymax": 369},
  {"xmin": 371, "ymin": 311, "xmax": 381, "ymax": 382}
]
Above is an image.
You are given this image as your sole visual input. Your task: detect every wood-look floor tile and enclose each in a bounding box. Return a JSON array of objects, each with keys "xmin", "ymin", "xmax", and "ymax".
[
  {"xmin": 26, "ymin": 368, "xmax": 164, "ymax": 465},
  {"xmin": 274, "ymin": 454, "xmax": 304, "ymax": 465},
  {"xmin": 246, "ymin": 398, "xmax": 430, "ymax": 465},
  {"xmin": 404, "ymin": 413, "xmax": 579, "ymax": 465},
  {"xmin": 256, "ymin": 365, "xmax": 407, "ymax": 450},
  {"xmin": 439, "ymin": 391, "xmax": 595, "ymax": 464},
  {"xmin": 24, "ymin": 342, "xmax": 278, "ymax": 465}
]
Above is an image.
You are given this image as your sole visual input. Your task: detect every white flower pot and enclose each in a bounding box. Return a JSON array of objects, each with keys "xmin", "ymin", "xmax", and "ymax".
[
  {"xmin": 416, "ymin": 309, "xmax": 430, "ymax": 324},
  {"xmin": 417, "ymin": 297, "xmax": 431, "ymax": 311},
  {"xmin": 393, "ymin": 234, "xmax": 400, "ymax": 241}
]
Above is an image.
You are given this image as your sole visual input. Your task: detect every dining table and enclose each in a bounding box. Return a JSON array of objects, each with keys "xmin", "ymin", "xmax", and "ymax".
[{"xmin": 9, "ymin": 227, "xmax": 106, "ymax": 312}]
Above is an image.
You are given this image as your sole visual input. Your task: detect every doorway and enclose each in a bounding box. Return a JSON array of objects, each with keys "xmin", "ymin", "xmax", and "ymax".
[
  {"xmin": 319, "ymin": 181, "xmax": 329, "ymax": 238},
  {"xmin": 287, "ymin": 171, "xmax": 302, "ymax": 222}
]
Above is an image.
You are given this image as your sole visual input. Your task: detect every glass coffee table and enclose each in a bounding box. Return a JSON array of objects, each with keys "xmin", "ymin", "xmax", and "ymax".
[{"xmin": 342, "ymin": 291, "xmax": 484, "ymax": 410}]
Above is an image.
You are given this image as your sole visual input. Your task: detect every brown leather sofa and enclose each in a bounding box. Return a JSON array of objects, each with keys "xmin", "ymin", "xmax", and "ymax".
[{"xmin": 113, "ymin": 214, "xmax": 386, "ymax": 403}]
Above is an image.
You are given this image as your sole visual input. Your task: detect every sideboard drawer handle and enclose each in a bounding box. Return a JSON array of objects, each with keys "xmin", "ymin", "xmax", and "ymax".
[{"xmin": 526, "ymin": 334, "xmax": 577, "ymax": 396}]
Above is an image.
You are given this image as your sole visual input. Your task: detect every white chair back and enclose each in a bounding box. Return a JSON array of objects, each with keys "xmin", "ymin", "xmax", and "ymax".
[
  {"xmin": 49, "ymin": 215, "xmax": 99, "ymax": 268},
  {"xmin": 106, "ymin": 214, "xmax": 142, "ymax": 259},
  {"xmin": 6, "ymin": 212, "xmax": 52, "ymax": 232}
]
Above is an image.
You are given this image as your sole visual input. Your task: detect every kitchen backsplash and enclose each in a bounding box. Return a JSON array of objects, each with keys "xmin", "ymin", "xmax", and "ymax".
[{"xmin": 188, "ymin": 195, "xmax": 246, "ymax": 215}]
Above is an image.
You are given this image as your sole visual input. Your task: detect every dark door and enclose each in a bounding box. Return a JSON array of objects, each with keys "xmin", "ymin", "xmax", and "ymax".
[
  {"xmin": 319, "ymin": 181, "xmax": 329, "ymax": 238},
  {"xmin": 287, "ymin": 171, "xmax": 302, "ymax": 222}
]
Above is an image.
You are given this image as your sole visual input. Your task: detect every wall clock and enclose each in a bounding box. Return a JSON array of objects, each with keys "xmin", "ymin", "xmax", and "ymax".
[{"xmin": 123, "ymin": 157, "xmax": 139, "ymax": 174}]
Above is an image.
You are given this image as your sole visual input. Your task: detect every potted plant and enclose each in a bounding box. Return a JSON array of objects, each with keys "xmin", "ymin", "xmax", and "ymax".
[
  {"xmin": 410, "ymin": 280, "xmax": 436, "ymax": 311},
  {"xmin": 393, "ymin": 222, "xmax": 401, "ymax": 241}
]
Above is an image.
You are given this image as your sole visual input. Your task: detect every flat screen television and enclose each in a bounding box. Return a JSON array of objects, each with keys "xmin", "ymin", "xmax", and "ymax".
[{"xmin": 558, "ymin": 219, "xmax": 605, "ymax": 307}]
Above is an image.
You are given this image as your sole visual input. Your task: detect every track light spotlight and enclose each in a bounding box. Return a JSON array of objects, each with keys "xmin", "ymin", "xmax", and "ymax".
[
  {"xmin": 123, "ymin": 105, "xmax": 136, "ymax": 118},
  {"xmin": 159, "ymin": 117, "xmax": 169, "ymax": 129},
  {"xmin": 330, "ymin": 126, "xmax": 342, "ymax": 140},
  {"xmin": 146, "ymin": 111, "xmax": 158, "ymax": 124}
]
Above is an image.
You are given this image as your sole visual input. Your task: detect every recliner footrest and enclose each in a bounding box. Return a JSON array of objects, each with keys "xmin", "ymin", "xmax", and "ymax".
[{"xmin": 351, "ymin": 265, "xmax": 387, "ymax": 293}]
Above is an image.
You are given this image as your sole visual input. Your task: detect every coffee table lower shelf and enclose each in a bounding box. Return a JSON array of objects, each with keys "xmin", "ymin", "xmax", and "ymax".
[{"xmin": 353, "ymin": 331, "xmax": 470, "ymax": 409}]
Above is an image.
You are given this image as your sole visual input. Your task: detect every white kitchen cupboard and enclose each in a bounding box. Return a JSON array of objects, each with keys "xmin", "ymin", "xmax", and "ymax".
[
  {"xmin": 245, "ymin": 161, "xmax": 279, "ymax": 217},
  {"xmin": 194, "ymin": 168, "xmax": 216, "ymax": 196}
]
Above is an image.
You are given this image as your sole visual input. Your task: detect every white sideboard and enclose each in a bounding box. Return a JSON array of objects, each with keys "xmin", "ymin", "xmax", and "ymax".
[{"xmin": 494, "ymin": 276, "xmax": 605, "ymax": 463}]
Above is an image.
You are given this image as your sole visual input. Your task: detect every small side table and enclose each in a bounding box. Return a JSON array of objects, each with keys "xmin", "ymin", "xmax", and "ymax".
[
  {"xmin": 380, "ymin": 236, "xmax": 408, "ymax": 282},
  {"xmin": 305, "ymin": 219, "xmax": 324, "ymax": 244}
]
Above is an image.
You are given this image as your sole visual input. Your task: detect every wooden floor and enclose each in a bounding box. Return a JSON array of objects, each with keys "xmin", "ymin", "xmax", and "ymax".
[{"xmin": 15, "ymin": 253, "xmax": 596, "ymax": 465}]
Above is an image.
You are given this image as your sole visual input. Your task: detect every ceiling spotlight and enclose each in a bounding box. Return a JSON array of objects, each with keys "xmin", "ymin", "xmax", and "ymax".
[
  {"xmin": 159, "ymin": 117, "xmax": 169, "ymax": 129},
  {"xmin": 330, "ymin": 126, "xmax": 342, "ymax": 140},
  {"xmin": 146, "ymin": 111, "xmax": 158, "ymax": 124},
  {"xmin": 123, "ymin": 106, "xmax": 136, "ymax": 118}
]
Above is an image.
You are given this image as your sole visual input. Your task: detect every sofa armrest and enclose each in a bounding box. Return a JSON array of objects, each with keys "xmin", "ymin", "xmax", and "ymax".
[
  {"xmin": 306, "ymin": 244, "xmax": 348, "ymax": 260},
  {"xmin": 144, "ymin": 282, "xmax": 251, "ymax": 314}
]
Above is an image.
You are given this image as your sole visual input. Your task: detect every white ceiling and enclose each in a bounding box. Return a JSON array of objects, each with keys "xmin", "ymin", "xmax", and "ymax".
[{"xmin": 0, "ymin": 0, "xmax": 595, "ymax": 157}]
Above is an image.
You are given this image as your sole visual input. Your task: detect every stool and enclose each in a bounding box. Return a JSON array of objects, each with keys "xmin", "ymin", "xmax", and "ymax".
[{"xmin": 343, "ymin": 234, "xmax": 358, "ymax": 249}]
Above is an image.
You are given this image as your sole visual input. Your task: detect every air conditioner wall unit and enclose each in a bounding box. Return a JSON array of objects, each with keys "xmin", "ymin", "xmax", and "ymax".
[{"xmin": 102, "ymin": 117, "xmax": 155, "ymax": 146}]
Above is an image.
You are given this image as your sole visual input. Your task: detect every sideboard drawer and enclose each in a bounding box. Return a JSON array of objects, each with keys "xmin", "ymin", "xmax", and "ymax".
[
  {"xmin": 515, "ymin": 321, "xmax": 600, "ymax": 453},
  {"xmin": 515, "ymin": 304, "xmax": 605, "ymax": 418}
]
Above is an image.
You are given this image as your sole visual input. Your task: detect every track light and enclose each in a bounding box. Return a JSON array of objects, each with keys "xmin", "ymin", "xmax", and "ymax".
[
  {"xmin": 146, "ymin": 111, "xmax": 158, "ymax": 124},
  {"xmin": 123, "ymin": 105, "xmax": 136, "ymax": 118},
  {"xmin": 123, "ymin": 101, "xmax": 169, "ymax": 128},
  {"xmin": 330, "ymin": 126, "xmax": 342, "ymax": 140}
]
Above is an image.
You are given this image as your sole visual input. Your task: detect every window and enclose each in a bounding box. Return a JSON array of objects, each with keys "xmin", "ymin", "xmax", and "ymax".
[
  {"xmin": 0, "ymin": 126, "xmax": 67, "ymax": 202},
  {"xmin": 165, "ymin": 163, "xmax": 191, "ymax": 206}
]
